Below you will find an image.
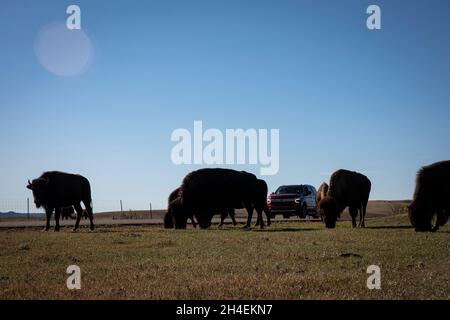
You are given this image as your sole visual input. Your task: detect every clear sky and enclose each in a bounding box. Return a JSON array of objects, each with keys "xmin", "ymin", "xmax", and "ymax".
[{"xmin": 1, "ymin": 0, "xmax": 449, "ymax": 212}]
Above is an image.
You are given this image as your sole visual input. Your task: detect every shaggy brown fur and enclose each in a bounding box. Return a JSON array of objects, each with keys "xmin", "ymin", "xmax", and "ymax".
[
  {"xmin": 318, "ymin": 169, "xmax": 371, "ymax": 229},
  {"xmin": 409, "ymin": 160, "xmax": 450, "ymax": 232},
  {"xmin": 316, "ymin": 182, "xmax": 329, "ymax": 219}
]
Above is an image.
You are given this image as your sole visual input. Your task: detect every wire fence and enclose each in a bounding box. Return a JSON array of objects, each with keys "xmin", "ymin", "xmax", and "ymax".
[{"xmin": 0, "ymin": 198, "xmax": 157, "ymax": 216}]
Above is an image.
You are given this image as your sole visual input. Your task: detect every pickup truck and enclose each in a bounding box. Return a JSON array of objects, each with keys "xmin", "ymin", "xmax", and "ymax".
[{"xmin": 267, "ymin": 184, "xmax": 317, "ymax": 219}]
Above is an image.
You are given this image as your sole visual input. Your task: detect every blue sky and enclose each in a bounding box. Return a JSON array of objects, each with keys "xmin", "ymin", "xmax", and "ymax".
[{"xmin": 1, "ymin": 0, "xmax": 450, "ymax": 211}]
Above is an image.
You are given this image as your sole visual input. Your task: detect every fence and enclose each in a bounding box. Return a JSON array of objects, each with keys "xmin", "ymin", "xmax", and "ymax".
[{"xmin": 0, "ymin": 198, "xmax": 157, "ymax": 218}]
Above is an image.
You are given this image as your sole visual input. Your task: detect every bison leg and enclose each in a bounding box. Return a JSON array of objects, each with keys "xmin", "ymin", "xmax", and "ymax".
[
  {"xmin": 82, "ymin": 200, "xmax": 94, "ymax": 231},
  {"xmin": 254, "ymin": 215, "xmax": 260, "ymax": 227},
  {"xmin": 219, "ymin": 211, "xmax": 227, "ymax": 228},
  {"xmin": 360, "ymin": 204, "xmax": 367, "ymax": 228},
  {"xmin": 256, "ymin": 208, "xmax": 264, "ymax": 229},
  {"xmin": 229, "ymin": 209, "xmax": 237, "ymax": 226},
  {"xmin": 264, "ymin": 208, "xmax": 271, "ymax": 226},
  {"xmin": 73, "ymin": 203, "xmax": 84, "ymax": 231},
  {"xmin": 244, "ymin": 204, "xmax": 254, "ymax": 229},
  {"xmin": 349, "ymin": 207, "xmax": 358, "ymax": 228},
  {"xmin": 254, "ymin": 206, "xmax": 268, "ymax": 228},
  {"xmin": 190, "ymin": 214, "xmax": 197, "ymax": 228},
  {"xmin": 54, "ymin": 207, "xmax": 61, "ymax": 232},
  {"xmin": 44, "ymin": 207, "xmax": 53, "ymax": 231},
  {"xmin": 438, "ymin": 209, "xmax": 449, "ymax": 227}
]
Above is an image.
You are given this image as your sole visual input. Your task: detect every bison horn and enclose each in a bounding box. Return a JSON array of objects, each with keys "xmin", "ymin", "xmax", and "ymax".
[{"xmin": 28, "ymin": 179, "xmax": 32, "ymax": 185}]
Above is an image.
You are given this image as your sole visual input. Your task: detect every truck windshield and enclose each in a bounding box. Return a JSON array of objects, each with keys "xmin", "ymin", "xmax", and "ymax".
[{"xmin": 275, "ymin": 186, "xmax": 303, "ymax": 195}]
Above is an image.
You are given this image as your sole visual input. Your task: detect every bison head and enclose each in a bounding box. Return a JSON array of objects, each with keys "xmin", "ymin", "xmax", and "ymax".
[
  {"xmin": 168, "ymin": 198, "xmax": 188, "ymax": 229},
  {"xmin": 163, "ymin": 211, "xmax": 174, "ymax": 229},
  {"xmin": 408, "ymin": 203, "xmax": 439, "ymax": 232},
  {"xmin": 26, "ymin": 178, "xmax": 48, "ymax": 208},
  {"xmin": 318, "ymin": 196, "xmax": 339, "ymax": 228},
  {"xmin": 195, "ymin": 213, "xmax": 212, "ymax": 229}
]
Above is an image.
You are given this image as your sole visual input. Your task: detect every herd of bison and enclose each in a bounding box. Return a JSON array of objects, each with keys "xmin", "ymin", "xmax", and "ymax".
[{"xmin": 25, "ymin": 160, "xmax": 450, "ymax": 233}]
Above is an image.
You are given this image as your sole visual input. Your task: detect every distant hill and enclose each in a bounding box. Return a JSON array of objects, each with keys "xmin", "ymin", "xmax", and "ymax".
[{"xmin": 0, "ymin": 211, "xmax": 44, "ymax": 218}]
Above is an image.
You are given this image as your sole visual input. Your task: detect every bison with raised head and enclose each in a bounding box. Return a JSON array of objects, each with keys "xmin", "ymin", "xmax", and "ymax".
[
  {"xmin": 168, "ymin": 168, "xmax": 269, "ymax": 229},
  {"xmin": 27, "ymin": 171, "xmax": 94, "ymax": 231},
  {"xmin": 318, "ymin": 169, "xmax": 371, "ymax": 229},
  {"xmin": 409, "ymin": 160, "xmax": 450, "ymax": 232}
]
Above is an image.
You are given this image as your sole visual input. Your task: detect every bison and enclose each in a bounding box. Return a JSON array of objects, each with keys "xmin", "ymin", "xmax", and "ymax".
[
  {"xmin": 168, "ymin": 168, "xmax": 269, "ymax": 229},
  {"xmin": 164, "ymin": 188, "xmax": 198, "ymax": 228},
  {"xmin": 318, "ymin": 169, "xmax": 371, "ymax": 229},
  {"xmin": 61, "ymin": 206, "xmax": 75, "ymax": 220},
  {"xmin": 26, "ymin": 171, "xmax": 94, "ymax": 231},
  {"xmin": 316, "ymin": 182, "xmax": 329, "ymax": 220},
  {"xmin": 409, "ymin": 160, "xmax": 450, "ymax": 232},
  {"xmin": 164, "ymin": 187, "xmax": 239, "ymax": 229},
  {"xmin": 60, "ymin": 206, "xmax": 88, "ymax": 220}
]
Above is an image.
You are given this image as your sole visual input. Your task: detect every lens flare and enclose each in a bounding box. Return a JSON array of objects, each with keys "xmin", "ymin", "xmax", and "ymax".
[{"xmin": 34, "ymin": 22, "xmax": 93, "ymax": 76}]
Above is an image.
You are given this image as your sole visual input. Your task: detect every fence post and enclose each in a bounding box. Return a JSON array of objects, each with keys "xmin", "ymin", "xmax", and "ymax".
[
  {"xmin": 150, "ymin": 202, "xmax": 152, "ymax": 219},
  {"xmin": 120, "ymin": 200, "xmax": 123, "ymax": 213},
  {"xmin": 27, "ymin": 198, "xmax": 30, "ymax": 220}
]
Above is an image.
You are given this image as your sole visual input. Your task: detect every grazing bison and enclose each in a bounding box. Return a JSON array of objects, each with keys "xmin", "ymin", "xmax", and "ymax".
[
  {"xmin": 169, "ymin": 168, "xmax": 268, "ymax": 229},
  {"xmin": 26, "ymin": 171, "xmax": 94, "ymax": 231},
  {"xmin": 409, "ymin": 160, "xmax": 450, "ymax": 232},
  {"xmin": 165, "ymin": 187, "xmax": 239, "ymax": 229},
  {"xmin": 164, "ymin": 188, "xmax": 197, "ymax": 228},
  {"xmin": 316, "ymin": 182, "xmax": 329, "ymax": 219},
  {"xmin": 318, "ymin": 169, "xmax": 371, "ymax": 228}
]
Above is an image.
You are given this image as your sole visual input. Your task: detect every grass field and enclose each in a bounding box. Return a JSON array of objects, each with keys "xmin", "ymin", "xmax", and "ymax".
[{"xmin": 0, "ymin": 214, "xmax": 449, "ymax": 300}]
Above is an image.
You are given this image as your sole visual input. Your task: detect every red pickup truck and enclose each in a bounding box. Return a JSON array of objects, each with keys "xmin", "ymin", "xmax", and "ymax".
[{"xmin": 267, "ymin": 185, "xmax": 317, "ymax": 219}]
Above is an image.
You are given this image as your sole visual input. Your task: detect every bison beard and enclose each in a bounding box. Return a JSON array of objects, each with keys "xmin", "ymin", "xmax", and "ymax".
[
  {"xmin": 26, "ymin": 171, "xmax": 94, "ymax": 232},
  {"xmin": 318, "ymin": 169, "xmax": 371, "ymax": 229},
  {"xmin": 409, "ymin": 160, "xmax": 450, "ymax": 232}
]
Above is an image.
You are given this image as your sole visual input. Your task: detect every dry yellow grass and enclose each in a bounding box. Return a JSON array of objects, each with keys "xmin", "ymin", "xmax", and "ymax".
[{"xmin": 0, "ymin": 214, "xmax": 448, "ymax": 300}]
